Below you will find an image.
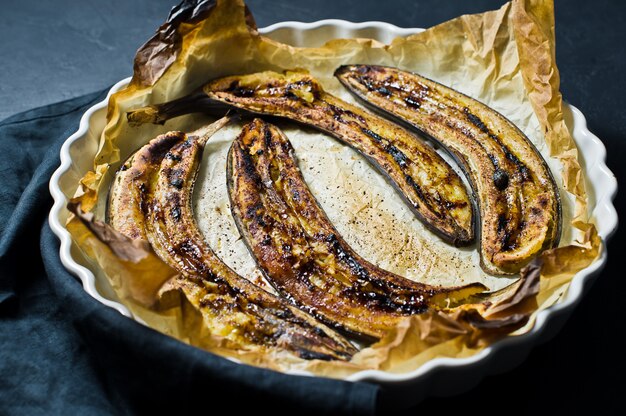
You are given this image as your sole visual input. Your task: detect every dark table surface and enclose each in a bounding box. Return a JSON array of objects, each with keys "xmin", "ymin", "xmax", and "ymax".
[{"xmin": 1, "ymin": 0, "xmax": 624, "ymax": 413}]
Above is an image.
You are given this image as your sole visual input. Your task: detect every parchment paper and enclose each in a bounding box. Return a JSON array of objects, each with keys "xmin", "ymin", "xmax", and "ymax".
[{"xmin": 66, "ymin": 0, "xmax": 601, "ymax": 377}]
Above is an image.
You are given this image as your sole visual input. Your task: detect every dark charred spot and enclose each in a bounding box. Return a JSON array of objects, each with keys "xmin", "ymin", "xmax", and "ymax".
[
  {"xmin": 295, "ymin": 349, "xmax": 334, "ymax": 361},
  {"xmin": 360, "ymin": 127, "xmax": 385, "ymax": 144},
  {"xmin": 226, "ymin": 80, "xmax": 239, "ymax": 91},
  {"xmin": 293, "ymin": 261, "xmax": 317, "ymax": 291},
  {"xmin": 404, "ymin": 94, "xmax": 422, "ymax": 109},
  {"xmin": 271, "ymin": 308, "xmax": 294, "ymax": 321},
  {"xmin": 405, "ymin": 174, "xmax": 434, "ymax": 213},
  {"xmin": 174, "ymin": 238, "xmax": 201, "ymax": 261},
  {"xmin": 245, "ymin": 206, "xmax": 257, "ymax": 220},
  {"xmin": 199, "ymin": 296, "xmax": 231, "ymax": 312},
  {"xmin": 356, "ymin": 75, "xmax": 375, "ymax": 92},
  {"xmin": 327, "ymin": 103, "xmax": 365, "ymax": 124},
  {"xmin": 325, "ymin": 234, "xmax": 370, "ymax": 282},
  {"xmin": 171, "ymin": 206, "xmax": 181, "ymax": 221},
  {"xmin": 166, "ymin": 152, "xmax": 182, "ymax": 162},
  {"xmin": 180, "ymin": 138, "xmax": 194, "ymax": 150},
  {"xmin": 311, "ymin": 325, "xmax": 326, "ymax": 337},
  {"xmin": 493, "ymin": 169, "xmax": 509, "ymax": 190},
  {"xmin": 487, "ymin": 153, "xmax": 499, "ymax": 168},
  {"xmin": 496, "ymin": 214, "xmax": 516, "ymax": 251},
  {"xmin": 464, "ymin": 107, "xmax": 489, "ymax": 133},
  {"xmin": 385, "ymin": 144, "xmax": 409, "ymax": 168},
  {"xmin": 445, "ymin": 200, "xmax": 468, "ymax": 210},
  {"xmin": 169, "ymin": 169, "xmax": 184, "ymax": 189},
  {"xmin": 264, "ymin": 128, "xmax": 273, "ymax": 149},
  {"xmin": 226, "ymin": 81, "xmax": 255, "ymax": 97},
  {"xmin": 148, "ymin": 134, "xmax": 183, "ymax": 163},
  {"xmin": 195, "ymin": 275, "xmax": 240, "ymax": 299},
  {"xmin": 429, "ymin": 191, "xmax": 454, "ymax": 218},
  {"xmin": 502, "ymin": 239, "xmax": 517, "ymax": 252},
  {"xmin": 234, "ymin": 87, "xmax": 255, "ymax": 97},
  {"xmin": 377, "ymin": 86, "xmax": 391, "ymax": 97},
  {"xmin": 284, "ymin": 88, "xmax": 299, "ymax": 100},
  {"xmin": 245, "ymin": 204, "xmax": 267, "ymax": 227},
  {"xmin": 119, "ymin": 163, "xmax": 129, "ymax": 172},
  {"xmin": 501, "ymin": 232, "xmax": 514, "ymax": 251},
  {"xmin": 239, "ymin": 145, "xmax": 264, "ymax": 188},
  {"xmin": 296, "ymin": 79, "xmax": 317, "ymax": 93},
  {"xmin": 503, "ymin": 150, "xmax": 531, "ymax": 181},
  {"xmin": 169, "ymin": 178, "xmax": 184, "ymax": 189},
  {"xmin": 497, "ymin": 214, "xmax": 508, "ymax": 233},
  {"xmin": 519, "ymin": 165, "xmax": 532, "ymax": 182},
  {"xmin": 343, "ymin": 280, "xmax": 428, "ymax": 315},
  {"xmin": 278, "ymin": 139, "xmax": 294, "ymax": 157},
  {"xmin": 464, "ymin": 107, "xmax": 533, "ymax": 183},
  {"xmin": 261, "ymin": 235, "xmax": 272, "ymax": 246},
  {"xmin": 292, "ymin": 189, "xmax": 300, "ymax": 202},
  {"xmin": 324, "ymin": 233, "xmax": 339, "ymax": 247},
  {"xmin": 282, "ymin": 80, "xmax": 320, "ymax": 101}
]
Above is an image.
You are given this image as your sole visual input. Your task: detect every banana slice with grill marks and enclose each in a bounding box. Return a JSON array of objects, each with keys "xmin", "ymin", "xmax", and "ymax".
[
  {"xmin": 127, "ymin": 70, "xmax": 475, "ymax": 246},
  {"xmin": 227, "ymin": 119, "xmax": 487, "ymax": 339},
  {"xmin": 108, "ymin": 118, "xmax": 356, "ymax": 360},
  {"xmin": 335, "ymin": 65, "xmax": 561, "ymax": 275}
]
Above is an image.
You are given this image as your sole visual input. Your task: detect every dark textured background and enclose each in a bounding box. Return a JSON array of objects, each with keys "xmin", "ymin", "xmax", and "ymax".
[{"xmin": 1, "ymin": 0, "xmax": 624, "ymax": 413}]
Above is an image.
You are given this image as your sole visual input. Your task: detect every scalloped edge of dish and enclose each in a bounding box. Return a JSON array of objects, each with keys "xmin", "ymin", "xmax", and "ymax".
[{"xmin": 48, "ymin": 20, "xmax": 617, "ymax": 393}]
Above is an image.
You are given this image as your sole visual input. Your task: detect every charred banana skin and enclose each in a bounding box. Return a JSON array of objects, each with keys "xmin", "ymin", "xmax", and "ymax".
[
  {"xmin": 129, "ymin": 71, "xmax": 475, "ymax": 246},
  {"xmin": 228, "ymin": 119, "xmax": 486, "ymax": 338},
  {"xmin": 335, "ymin": 65, "xmax": 561, "ymax": 275},
  {"xmin": 108, "ymin": 121, "xmax": 356, "ymax": 361}
]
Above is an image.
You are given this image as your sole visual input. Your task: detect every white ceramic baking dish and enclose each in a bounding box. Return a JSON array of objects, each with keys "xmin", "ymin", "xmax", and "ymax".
[{"xmin": 48, "ymin": 20, "xmax": 617, "ymax": 406}]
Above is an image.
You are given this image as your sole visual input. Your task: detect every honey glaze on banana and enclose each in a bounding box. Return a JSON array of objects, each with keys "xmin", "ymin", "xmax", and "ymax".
[{"xmin": 335, "ymin": 65, "xmax": 561, "ymax": 275}]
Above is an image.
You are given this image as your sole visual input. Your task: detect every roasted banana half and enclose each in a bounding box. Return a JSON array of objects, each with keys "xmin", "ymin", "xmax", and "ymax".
[
  {"xmin": 335, "ymin": 65, "xmax": 561, "ymax": 275},
  {"xmin": 227, "ymin": 119, "xmax": 487, "ymax": 339},
  {"xmin": 128, "ymin": 70, "xmax": 475, "ymax": 246},
  {"xmin": 107, "ymin": 118, "xmax": 356, "ymax": 360}
]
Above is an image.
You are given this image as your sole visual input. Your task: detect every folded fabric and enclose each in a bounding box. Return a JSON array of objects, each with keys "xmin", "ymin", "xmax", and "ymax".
[{"xmin": 0, "ymin": 90, "xmax": 378, "ymax": 415}]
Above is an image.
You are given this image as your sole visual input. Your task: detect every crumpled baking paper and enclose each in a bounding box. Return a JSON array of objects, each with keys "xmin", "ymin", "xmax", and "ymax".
[{"xmin": 65, "ymin": 0, "xmax": 601, "ymax": 377}]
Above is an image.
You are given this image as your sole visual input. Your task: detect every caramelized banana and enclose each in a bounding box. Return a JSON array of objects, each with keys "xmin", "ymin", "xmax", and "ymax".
[
  {"xmin": 227, "ymin": 119, "xmax": 487, "ymax": 338},
  {"xmin": 335, "ymin": 65, "xmax": 561, "ymax": 274},
  {"xmin": 107, "ymin": 130, "xmax": 184, "ymax": 240},
  {"xmin": 108, "ymin": 118, "xmax": 356, "ymax": 360},
  {"xmin": 128, "ymin": 70, "xmax": 475, "ymax": 246}
]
